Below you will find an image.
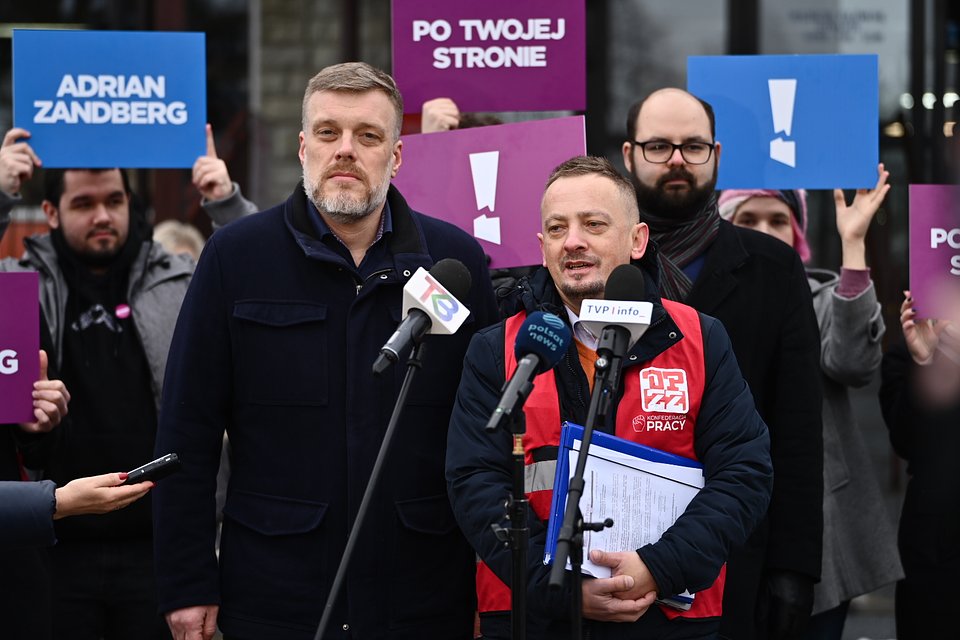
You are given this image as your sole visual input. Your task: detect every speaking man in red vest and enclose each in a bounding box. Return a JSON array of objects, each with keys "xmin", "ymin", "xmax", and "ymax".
[{"xmin": 446, "ymin": 155, "xmax": 773, "ymax": 639}]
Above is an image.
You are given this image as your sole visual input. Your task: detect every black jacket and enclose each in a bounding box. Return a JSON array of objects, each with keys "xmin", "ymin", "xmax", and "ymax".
[
  {"xmin": 153, "ymin": 184, "xmax": 498, "ymax": 640},
  {"xmin": 685, "ymin": 222, "xmax": 823, "ymax": 638},
  {"xmin": 879, "ymin": 342, "xmax": 960, "ymax": 638}
]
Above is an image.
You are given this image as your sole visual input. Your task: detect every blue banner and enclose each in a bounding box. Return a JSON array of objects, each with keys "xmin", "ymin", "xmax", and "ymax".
[
  {"xmin": 687, "ymin": 54, "xmax": 878, "ymax": 189},
  {"xmin": 13, "ymin": 30, "xmax": 206, "ymax": 168}
]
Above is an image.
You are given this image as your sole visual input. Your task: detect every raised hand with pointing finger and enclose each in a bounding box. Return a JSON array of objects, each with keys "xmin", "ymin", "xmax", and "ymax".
[
  {"xmin": 192, "ymin": 123, "xmax": 235, "ymax": 202},
  {"xmin": 189, "ymin": 123, "xmax": 260, "ymax": 227}
]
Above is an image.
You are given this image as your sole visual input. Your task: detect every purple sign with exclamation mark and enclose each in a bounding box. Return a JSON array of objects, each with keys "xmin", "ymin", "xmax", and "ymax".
[{"xmin": 393, "ymin": 116, "xmax": 586, "ymax": 268}]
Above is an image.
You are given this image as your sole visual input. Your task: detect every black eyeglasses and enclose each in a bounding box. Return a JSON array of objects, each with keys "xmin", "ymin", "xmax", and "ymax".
[{"xmin": 631, "ymin": 140, "xmax": 715, "ymax": 165}]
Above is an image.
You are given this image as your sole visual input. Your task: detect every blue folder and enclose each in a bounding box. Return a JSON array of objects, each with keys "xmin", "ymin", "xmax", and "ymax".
[{"xmin": 544, "ymin": 422, "xmax": 704, "ymax": 609}]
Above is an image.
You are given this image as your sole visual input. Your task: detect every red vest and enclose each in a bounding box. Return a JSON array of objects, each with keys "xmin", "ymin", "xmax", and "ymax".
[{"xmin": 476, "ymin": 300, "xmax": 725, "ymax": 620}]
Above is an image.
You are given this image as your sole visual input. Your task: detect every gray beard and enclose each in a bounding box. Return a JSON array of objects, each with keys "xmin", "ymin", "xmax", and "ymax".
[{"xmin": 303, "ymin": 169, "xmax": 391, "ymax": 224}]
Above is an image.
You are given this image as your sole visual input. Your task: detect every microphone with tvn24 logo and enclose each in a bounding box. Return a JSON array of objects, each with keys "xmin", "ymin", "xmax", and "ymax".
[
  {"xmin": 485, "ymin": 311, "xmax": 571, "ymax": 433},
  {"xmin": 372, "ymin": 258, "xmax": 472, "ymax": 375}
]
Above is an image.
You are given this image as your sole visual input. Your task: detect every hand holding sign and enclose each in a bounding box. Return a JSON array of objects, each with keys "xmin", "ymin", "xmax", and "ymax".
[
  {"xmin": 834, "ymin": 163, "xmax": 890, "ymax": 270},
  {"xmin": 19, "ymin": 349, "xmax": 71, "ymax": 434},
  {"xmin": 191, "ymin": 124, "xmax": 234, "ymax": 202},
  {"xmin": 901, "ymin": 291, "xmax": 960, "ymax": 405},
  {"xmin": 0, "ymin": 128, "xmax": 42, "ymax": 196},
  {"xmin": 900, "ymin": 291, "xmax": 952, "ymax": 366},
  {"xmin": 421, "ymin": 98, "xmax": 461, "ymax": 133}
]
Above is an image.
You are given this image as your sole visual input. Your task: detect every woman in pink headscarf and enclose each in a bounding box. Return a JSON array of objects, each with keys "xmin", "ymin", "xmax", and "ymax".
[{"xmin": 719, "ymin": 165, "xmax": 902, "ymax": 640}]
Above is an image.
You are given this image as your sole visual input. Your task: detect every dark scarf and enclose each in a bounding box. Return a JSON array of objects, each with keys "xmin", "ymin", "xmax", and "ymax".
[{"xmin": 639, "ymin": 192, "xmax": 720, "ymax": 302}]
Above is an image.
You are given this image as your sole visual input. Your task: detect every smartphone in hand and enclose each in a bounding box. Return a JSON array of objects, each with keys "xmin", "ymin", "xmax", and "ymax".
[{"xmin": 120, "ymin": 453, "xmax": 181, "ymax": 485}]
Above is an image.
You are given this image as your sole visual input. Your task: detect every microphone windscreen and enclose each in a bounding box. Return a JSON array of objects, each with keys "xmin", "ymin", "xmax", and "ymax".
[
  {"xmin": 429, "ymin": 258, "xmax": 472, "ymax": 301},
  {"xmin": 604, "ymin": 264, "xmax": 646, "ymax": 302},
  {"xmin": 514, "ymin": 311, "xmax": 571, "ymax": 373}
]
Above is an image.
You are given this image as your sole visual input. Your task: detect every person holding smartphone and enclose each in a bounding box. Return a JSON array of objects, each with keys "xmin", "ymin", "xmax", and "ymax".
[
  {"xmin": 0, "ymin": 473, "xmax": 152, "ymax": 549},
  {"xmin": 0, "ymin": 121, "xmax": 252, "ymax": 640}
]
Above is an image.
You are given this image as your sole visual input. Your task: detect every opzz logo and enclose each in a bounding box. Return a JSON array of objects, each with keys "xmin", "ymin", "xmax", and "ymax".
[
  {"xmin": 639, "ymin": 367, "xmax": 688, "ymax": 413},
  {"xmin": 0, "ymin": 349, "xmax": 19, "ymax": 375}
]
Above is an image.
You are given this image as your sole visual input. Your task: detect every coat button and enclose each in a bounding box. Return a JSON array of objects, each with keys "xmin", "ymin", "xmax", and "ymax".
[
  {"xmin": 342, "ymin": 623, "xmax": 350, "ymax": 631},
  {"xmin": 402, "ymin": 269, "xmax": 411, "ymax": 277},
  {"xmin": 629, "ymin": 355, "xmax": 638, "ymax": 361}
]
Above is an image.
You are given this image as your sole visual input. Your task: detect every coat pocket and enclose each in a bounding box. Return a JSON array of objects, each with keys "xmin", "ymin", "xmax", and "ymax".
[
  {"xmin": 222, "ymin": 489, "xmax": 328, "ymax": 535},
  {"xmin": 219, "ymin": 490, "xmax": 330, "ymax": 626},
  {"xmin": 232, "ymin": 300, "xmax": 328, "ymax": 406},
  {"xmin": 389, "ymin": 494, "xmax": 474, "ymax": 626},
  {"xmin": 395, "ymin": 493, "xmax": 458, "ymax": 535}
]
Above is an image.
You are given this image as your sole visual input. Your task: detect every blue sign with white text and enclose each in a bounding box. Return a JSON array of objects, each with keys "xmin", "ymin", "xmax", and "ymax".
[
  {"xmin": 687, "ymin": 54, "xmax": 878, "ymax": 189},
  {"xmin": 13, "ymin": 30, "xmax": 206, "ymax": 168}
]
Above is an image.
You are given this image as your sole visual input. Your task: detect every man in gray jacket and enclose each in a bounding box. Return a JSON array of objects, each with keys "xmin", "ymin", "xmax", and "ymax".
[{"xmin": 0, "ymin": 126, "xmax": 254, "ymax": 640}]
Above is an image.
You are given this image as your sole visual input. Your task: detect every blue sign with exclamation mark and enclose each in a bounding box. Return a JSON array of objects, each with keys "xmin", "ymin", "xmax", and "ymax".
[{"xmin": 688, "ymin": 54, "xmax": 878, "ymax": 190}]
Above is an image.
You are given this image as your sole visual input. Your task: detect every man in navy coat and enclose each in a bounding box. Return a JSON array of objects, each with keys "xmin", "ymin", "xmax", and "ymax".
[{"xmin": 153, "ymin": 62, "xmax": 498, "ymax": 640}]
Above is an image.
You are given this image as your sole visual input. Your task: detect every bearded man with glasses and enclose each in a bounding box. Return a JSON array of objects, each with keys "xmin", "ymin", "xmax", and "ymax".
[{"xmin": 621, "ymin": 88, "xmax": 824, "ymax": 640}]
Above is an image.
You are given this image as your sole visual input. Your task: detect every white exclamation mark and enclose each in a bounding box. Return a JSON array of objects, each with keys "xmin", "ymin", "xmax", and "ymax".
[
  {"xmin": 769, "ymin": 79, "xmax": 797, "ymax": 168},
  {"xmin": 470, "ymin": 151, "xmax": 501, "ymax": 245}
]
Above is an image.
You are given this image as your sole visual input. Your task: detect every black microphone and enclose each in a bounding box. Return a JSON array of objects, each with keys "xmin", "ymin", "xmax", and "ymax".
[
  {"xmin": 579, "ymin": 264, "xmax": 651, "ymax": 359},
  {"xmin": 373, "ymin": 258, "xmax": 472, "ymax": 375},
  {"xmin": 485, "ymin": 311, "xmax": 572, "ymax": 432}
]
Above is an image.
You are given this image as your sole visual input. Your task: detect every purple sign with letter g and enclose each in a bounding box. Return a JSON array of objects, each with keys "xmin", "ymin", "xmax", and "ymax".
[{"xmin": 0, "ymin": 272, "xmax": 40, "ymax": 424}]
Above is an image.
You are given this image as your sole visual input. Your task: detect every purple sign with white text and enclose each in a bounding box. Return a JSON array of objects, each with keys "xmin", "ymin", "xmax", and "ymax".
[
  {"xmin": 392, "ymin": 116, "xmax": 586, "ymax": 268},
  {"xmin": 0, "ymin": 272, "xmax": 40, "ymax": 424},
  {"xmin": 909, "ymin": 184, "xmax": 960, "ymax": 320},
  {"xmin": 391, "ymin": 0, "xmax": 585, "ymax": 113}
]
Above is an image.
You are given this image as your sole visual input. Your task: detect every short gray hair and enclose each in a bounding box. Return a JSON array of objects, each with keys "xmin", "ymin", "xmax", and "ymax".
[{"xmin": 301, "ymin": 62, "xmax": 404, "ymax": 140}]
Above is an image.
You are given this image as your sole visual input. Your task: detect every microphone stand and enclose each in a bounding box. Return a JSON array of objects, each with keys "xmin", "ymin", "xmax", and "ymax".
[
  {"xmin": 489, "ymin": 409, "xmax": 530, "ymax": 640},
  {"xmin": 548, "ymin": 326, "xmax": 628, "ymax": 640},
  {"xmin": 314, "ymin": 342, "xmax": 427, "ymax": 640}
]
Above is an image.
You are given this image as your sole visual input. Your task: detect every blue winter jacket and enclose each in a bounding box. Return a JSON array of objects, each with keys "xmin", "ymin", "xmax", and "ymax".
[{"xmin": 0, "ymin": 480, "xmax": 56, "ymax": 548}]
